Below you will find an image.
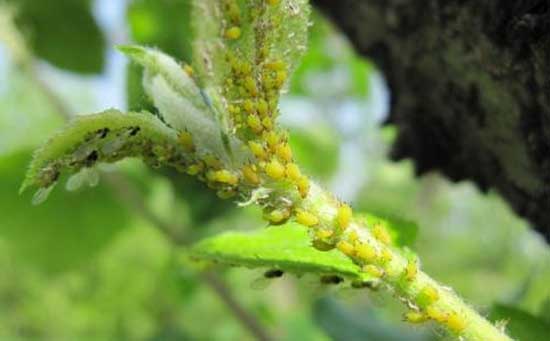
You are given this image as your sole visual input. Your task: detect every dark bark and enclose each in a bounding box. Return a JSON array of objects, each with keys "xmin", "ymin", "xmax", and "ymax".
[{"xmin": 314, "ymin": 0, "xmax": 550, "ymax": 242}]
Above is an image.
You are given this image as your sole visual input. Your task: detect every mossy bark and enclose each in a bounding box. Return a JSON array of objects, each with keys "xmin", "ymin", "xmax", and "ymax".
[{"xmin": 314, "ymin": 0, "xmax": 550, "ymax": 242}]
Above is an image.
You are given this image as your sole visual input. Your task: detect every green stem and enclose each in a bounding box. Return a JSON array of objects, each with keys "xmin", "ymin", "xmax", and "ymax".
[{"xmin": 300, "ymin": 183, "xmax": 511, "ymax": 341}]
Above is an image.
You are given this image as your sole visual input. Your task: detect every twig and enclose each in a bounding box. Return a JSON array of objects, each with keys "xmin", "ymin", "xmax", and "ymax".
[{"xmin": 26, "ymin": 60, "xmax": 273, "ymax": 341}]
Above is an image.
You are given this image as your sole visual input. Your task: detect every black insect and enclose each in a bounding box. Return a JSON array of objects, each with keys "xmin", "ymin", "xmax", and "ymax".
[
  {"xmin": 320, "ymin": 275, "xmax": 344, "ymax": 285},
  {"xmin": 96, "ymin": 128, "xmax": 110, "ymax": 139},
  {"xmin": 128, "ymin": 126, "xmax": 141, "ymax": 136},
  {"xmin": 264, "ymin": 269, "xmax": 284, "ymax": 278}
]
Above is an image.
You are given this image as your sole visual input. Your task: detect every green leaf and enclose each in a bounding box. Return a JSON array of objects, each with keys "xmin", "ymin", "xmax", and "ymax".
[
  {"xmin": 189, "ymin": 223, "xmax": 372, "ymax": 283},
  {"xmin": 8, "ymin": 0, "xmax": 106, "ymax": 73},
  {"xmin": 490, "ymin": 304, "xmax": 550, "ymax": 341},
  {"xmin": 0, "ymin": 150, "xmax": 130, "ymax": 273},
  {"xmin": 127, "ymin": 0, "xmax": 192, "ymax": 61},
  {"xmin": 21, "ymin": 109, "xmax": 181, "ymax": 194}
]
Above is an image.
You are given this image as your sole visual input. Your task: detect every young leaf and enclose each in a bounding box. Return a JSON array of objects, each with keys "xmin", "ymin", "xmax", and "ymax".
[
  {"xmin": 21, "ymin": 109, "xmax": 183, "ymax": 194},
  {"xmin": 190, "ymin": 223, "xmax": 373, "ymax": 283}
]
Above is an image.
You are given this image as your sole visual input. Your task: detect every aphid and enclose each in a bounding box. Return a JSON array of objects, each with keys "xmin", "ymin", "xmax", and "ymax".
[
  {"xmin": 266, "ymin": 0, "xmax": 280, "ymax": 6},
  {"xmin": 204, "ymin": 155, "xmax": 222, "ymax": 168},
  {"xmin": 96, "ymin": 127, "xmax": 110, "ymax": 139},
  {"xmin": 275, "ymin": 70, "xmax": 287, "ymax": 86},
  {"xmin": 320, "ymin": 275, "xmax": 343, "ymax": 285},
  {"xmin": 244, "ymin": 76, "xmax": 257, "ymax": 96},
  {"xmin": 336, "ymin": 203, "xmax": 353, "ymax": 230},
  {"xmin": 265, "ymin": 60, "xmax": 286, "ymax": 71},
  {"xmin": 405, "ymin": 259, "xmax": 418, "ymax": 281},
  {"xmin": 225, "ymin": 26, "xmax": 242, "ymax": 40},
  {"xmin": 257, "ymin": 99, "xmax": 268, "ymax": 116},
  {"xmin": 178, "ymin": 131, "xmax": 195, "ymax": 152},
  {"xmin": 379, "ymin": 248, "xmax": 393, "ymax": 264},
  {"xmin": 404, "ymin": 311, "xmax": 428, "ymax": 324},
  {"xmin": 363, "ymin": 265, "xmax": 384, "ymax": 278},
  {"xmin": 355, "ymin": 243, "xmax": 378, "ymax": 263},
  {"xmin": 243, "ymin": 99, "xmax": 255, "ymax": 113},
  {"xmin": 265, "ymin": 208, "xmax": 290, "ymax": 224},
  {"xmin": 264, "ymin": 131, "xmax": 280, "ymax": 149},
  {"xmin": 295, "ymin": 209, "xmax": 319, "ymax": 227},
  {"xmin": 264, "ymin": 269, "xmax": 284, "ymax": 278},
  {"xmin": 247, "ymin": 115, "xmax": 263, "ymax": 133},
  {"xmin": 248, "ymin": 141, "xmax": 267, "ymax": 160},
  {"xmin": 265, "ymin": 159, "xmax": 285, "ymax": 180},
  {"xmin": 128, "ymin": 126, "xmax": 141, "ymax": 136},
  {"xmin": 426, "ymin": 306, "xmax": 447, "ymax": 323},
  {"xmin": 296, "ymin": 176, "xmax": 310, "ymax": 198},
  {"xmin": 187, "ymin": 163, "xmax": 204, "ymax": 176},
  {"xmin": 417, "ymin": 285, "xmax": 439, "ymax": 308},
  {"xmin": 372, "ymin": 223, "xmax": 392, "ymax": 245},
  {"xmin": 275, "ymin": 143, "xmax": 293, "ymax": 162},
  {"xmin": 242, "ymin": 165, "xmax": 260, "ymax": 185},
  {"xmin": 336, "ymin": 240, "xmax": 355, "ymax": 257},
  {"xmin": 208, "ymin": 169, "xmax": 239, "ymax": 185},
  {"xmin": 183, "ymin": 64, "xmax": 194, "ymax": 77},
  {"xmin": 285, "ymin": 163, "xmax": 301, "ymax": 180},
  {"xmin": 315, "ymin": 229, "xmax": 333, "ymax": 239},
  {"xmin": 347, "ymin": 230, "xmax": 359, "ymax": 243},
  {"xmin": 446, "ymin": 311, "xmax": 466, "ymax": 333},
  {"xmin": 262, "ymin": 117, "xmax": 273, "ymax": 130}
]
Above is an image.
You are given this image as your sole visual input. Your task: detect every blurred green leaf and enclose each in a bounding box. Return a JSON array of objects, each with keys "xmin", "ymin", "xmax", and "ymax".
[
  {"xmin": 490, "ymin": 304, "xmax": 550, "ymax": 341},
  {"xmin": 313, "ymin": 297, "xmax": 430, "ymax": 341},
  {"xmin": 8, "ymin": 0, "xmax": 105, "ymax": 73},
  {"xmin": 190, "ymin": 223, "xmax": 372, "ymax": 282},
  {"xmin": 539, "ymin": 298, "xmax": 550, "ymax": 325},
  {"xmin": 0, "ymin": 150, "xmax": 130, "ymax": 273},
  {"xmin": 127, "ymin": 0, "xmax": 192, "ymax": 61},
  {"xmin": 289, "ymin": 126, "xmax": 340, "ymax": 181}
]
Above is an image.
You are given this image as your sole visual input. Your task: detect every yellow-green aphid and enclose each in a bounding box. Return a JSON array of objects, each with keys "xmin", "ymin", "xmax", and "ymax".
[
  {"xmin": 417, "ymin": 285, "xmax": 439, "ymax": 308},
  {"xmin": 285, "ymin": 163, "xmax": 301, "ymax": 180},
  {"xmin": 354, "ymin": 242, "xmax": 378, "ymax": 263},
  {"xmin": 336, "ymin": 203, "xmax": 352, "ymax": 230},
  {"xmin": 187, "ymin": 162, "xmax": 204, "ymax": 176},
  {"xmin": 242, "ymin": 164, "xmax": 260, "ymax": 185},
  {"xmin": 264, "ymin": 131, "xmax": 280, "ymax": 149},
  {"xmin": 372, "ymin": 223, "xmax": 392, "ymax": 245},
  {"xmin": 247, "ymin": 115, "xmax": 263, "ymax": 133},
  {"xmin": 275, "ymin": 70, "xmax": 287, "ymax": 87},
  {"xmin": 296, "ymin": 176, "xmax": 310, "ymax": 198},
  {"xmin": 295, "ymin": 209, "xmax": 319, "ymax": 227},
  {"xmin": 347, "ymin": 230, "xmax": 359, "ymax": 243},
  {"xmin": 379, "ymin": 248, "xmax": 393, "ymax": 264},
  {"xmin": 225, "ymin": 26, "xmax": 242, "ymax": 40},
  {"xmin": 243, "ymin": 99, "xmax": 255, "ymax": 113},
  {"xmin": 204, "ymin": 155, "xmax": 223, "ymax": 169},
  {"xmin": 257, "ymin": 99, "xmax": 269, "ymax": 116},
  {"xmin": 446, "ymin": 311, "xmax": 466, "ymax": 334},
  {"xmin": 262, "ymin": 117, "xmax": 273, "ymax": 130},
  {"xmin": 183, "ymin": 64, "xmax": 194, "ymax": 77},
  {"xmin": 362, "ymin": 264, "xmax": 384, "ymax": 278},
  {"xmin": 275, "ymin": 143, "xmax": 293, "ymax": 162},
  {"xmin": 208, "ymin": 169, "xmax": 239, "ymax": 186},
  {"xmin": 248, "ymin": 141, "xmax": 267, "ymax": 160},
  {"xmin": 266, "ymin": 0, "xmax": 280, "ymax": 6},
  {"xmin": 315, "ymin": 229, "xmax": 333, "ymax": 239},
  {"xmin": 405, "ymin": 258, "xmax": 418, "ymax": 281},
  {"xmin": 404, "ymin": 311, "xmax": 428, "ymax": 324},
  {"xmin": 178, "ymin": 131, "xmax": 195, "ymax": 152},
  {"xmin": 265, "ymin": 159, "xmax": 285, "ymax": 179},
  {"xmin": 336, "ymin": 240, "xmax": 355, "ymax": 257},
  {"xmin": 265, "ymin": 208, "xmax": 290, "ymax": 224},
  {"xmin": 265, "ymin": 60, "xmax": 286, "ymax": 71},
  {"xmin": 426, "ymin": 306, "xmax": 448, "ymax": 323},
  {"xmin": 244, "ymin": 76, "xmax": 258, "ymax": 96}
]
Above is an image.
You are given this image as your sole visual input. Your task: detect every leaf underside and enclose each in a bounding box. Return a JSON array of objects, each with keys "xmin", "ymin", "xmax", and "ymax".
[{"xmin": 190, "ymin": 223, "xmax": 373, "ymax": 283}]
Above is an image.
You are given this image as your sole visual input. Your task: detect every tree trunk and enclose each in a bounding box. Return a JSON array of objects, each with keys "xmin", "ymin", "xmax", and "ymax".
[{"xmin": 314, "ymin": 0, "xmax": 550, "ymax": 242}]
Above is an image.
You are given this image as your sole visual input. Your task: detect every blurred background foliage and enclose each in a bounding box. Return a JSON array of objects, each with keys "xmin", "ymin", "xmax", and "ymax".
[{"xmin": 0, "ymin": 0, "xmax": 549, "ymax": 340}]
